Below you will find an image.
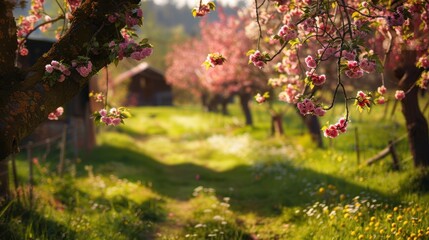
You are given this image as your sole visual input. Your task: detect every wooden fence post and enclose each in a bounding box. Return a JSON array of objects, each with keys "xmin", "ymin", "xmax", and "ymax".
[
  {"xmin": 27, "ymin": 141, "xmax": 34, "ymax": 209},
  {"xmin": 355, "ymin": 127, "xmax": 360, "ymax": 165},
  {"xmin": 58, "ymin": 125, "xmax": 67, "ymax": 176},
  {"xmin": 389, "ymin": 140, "xmax": 400, "ymax": 171},
  {"xmin": 11, "ymin": 154, "xmax": 19, "ymax": 194}
]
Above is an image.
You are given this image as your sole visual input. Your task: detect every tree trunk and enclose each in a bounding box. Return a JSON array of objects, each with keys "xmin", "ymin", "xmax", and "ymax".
[
  {"xmin": 0, "ymin": 158, "xmax": 9, "ymax": 201},
  {"xmin": 271, "ymin": 112, "xmax": 284, "ymax": 136},
  {"xmin": 221, "ymin": 97, "xmax": 229, "ymax": 115},
  {"xmin": 239, "ymin": 93, "xmax": 253, "ymax": 126},
  {"xmin": 0, "ymin": 0, "xmax": 139, "ymax": 160},
  {"xmin": 397, "ymin": 65, "xmax": 429, "ymax": 167},
  {"xmin": 301, "ymin": 114, "xmax": 323, "ymax": 148}
]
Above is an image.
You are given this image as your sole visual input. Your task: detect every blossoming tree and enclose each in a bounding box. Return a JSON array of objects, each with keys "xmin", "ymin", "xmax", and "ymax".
[
  {"xmin": 166, "ymin": 12, "xmax": 266, "ymax": 125},
  {"xmin": 0, "ymin": 0, "xmax": 152, "ymax": 197},
  {"xmin": 241, "ymin": 0, "xmax": 429, "ymax": 167}
]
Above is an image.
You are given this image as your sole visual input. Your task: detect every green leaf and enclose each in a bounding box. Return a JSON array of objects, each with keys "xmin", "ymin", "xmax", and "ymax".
[
  {"xmin": 246, "ymin": 49, "xmax": 256, "ymax": 56},
  {"xmin": 289, "ymin": 38, "xmax": 300, "ymax": 47},
  {"xmin": 208, "ymin": 2, "xmax": 216, "ymax": 10}
]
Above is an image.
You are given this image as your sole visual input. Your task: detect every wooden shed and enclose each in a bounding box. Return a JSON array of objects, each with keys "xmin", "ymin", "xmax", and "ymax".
[
  {"xmin": 114, "ymin": 62, "xmax": 173, "ymax": 106},
  {"xmin": 19, "ymin": 39, "xmax": 96, "ymax": 151}
]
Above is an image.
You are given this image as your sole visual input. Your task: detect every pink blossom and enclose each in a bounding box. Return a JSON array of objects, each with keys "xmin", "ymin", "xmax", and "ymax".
[
  {"xmin": 111, "ymin": 118, "xmax": 121, "ymax": 126},
  {"xmin": 55, "ymin": 107, "xmax": 64, "ymax": 116},
  {"xmin": 48, "ymin": 107, "xmax": 64, "ymax": 120},
  {"xmin": 277, "ymin": 24, "xmax": 298, "ymax": 41},
  {"xmin": 377, "ymin": 96, "xmax": 386, "ymax": 104},
  {"xmin": 101, "ymin": 116, "xmax": 112, "ymax": 125},
  {"xmin": 48, "ymin": 112, "xmax": 58, "ymax": 120},
  {"xmin": 314, "ymin": 107, "xmax": 326, "ymax": 117},
  {"xmin": 20, "ymin": 47, "xmax": 29, "ymax": 56},
  {"xmin": 338, "ymin": 50, "xmax": 356, "ymax": 61},
  {"xmin": 249, "ymin": 50, "xmax": 266, "ymax": 69},
  {"xmin": 99, "ymin": 109, "xmax": 107, "ymax": 117},
  {"xmin": 335, "ymin": 117, "xmax": 347, "ymax": 133},
  {"xmin": 76, "ymin": 61, "xmax": 92, "ymax": 77},
  {"xmin": 377, "ymin": 85, "xmax": 387, "ymax": 95},
  {"xmin": 324, "ymin": 125, "xmax": 339, "ymax": 138},
  {"xmin": 58, "ymin": 74, "xmax": 66, "ymax": 82},
  {"xmin": 254, "ymin": 93, "xmax": 266, "ymax": 103},
  {"xmin": 45, "ymin": 64, "xmax": 54, "ymax": 73},
  {"xmin": 360, "ymin": 59, "xmax": 376, "ymax": 73},
  {"xmin": 417, "ymin": 56, "xmax": 429, "ymax": 68},
  {"xmin": 314, "ymin": 74, "xmax": 326, "ymax": 86},
  {"xmin": 305, "ymin": 55, "xmax": 317, "ymax": 68},
  {"xmin": 317, "ymin": 47, "xmax": 336, "ymax": 59},
  {"xmin": 395, "ymin": 90, "xmax": 405, "ymax": 100},
  {"xmin": 51, "ymin": 60, "xmax": 60, "ymax": 68}
]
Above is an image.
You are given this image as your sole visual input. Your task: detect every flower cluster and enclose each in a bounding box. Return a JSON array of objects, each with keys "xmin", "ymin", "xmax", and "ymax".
[
  {"xmin": 16, "ymin": 0, "xmax": 48, "ymax": 56},
  {"xmin": 192, "ymin": 2, "xmax": 216, "ymax": 17},
  {"xmin": 417, "ymin": 71, "xmax": 429, "ymax": 90},
  {"xmin": 277, "ymin": 24, "xmax": 298, "ymax": 42},
  {"xmin": 354, "ymin": 91, "xmax": 371, "ymax": 112},
  {"xmin": 248, "ymin": 50, "xmax": 270, "ymax": 69},
  {"xmin": 375, "ymin": 85, "xmax": 387, "ymax": 104},
  {"xmin": 395, "ymin": 90, "xmax": 405, "ymax": 101},
  {"xmin": 344, "ymin": 61, "xmax": 364, "ymax": 79},
  {"xmin": 109, "ymin": 39, "xmax": 153, "ymax": 61},
  {"xmin": 417, "ymin": 55, "xmax": 429, "ymax": 69},
  {"xmin": 94, "ymin": 107, "xmax": 131, "ymax": 126},
  {"xmin": 125, "ymin": 8, "xmax": 143, "ymax": 27},
  {"xmin": 89, "ymin": 91, "xmax": 105, "ymax": 103},
  {"xmin": 386, "ymin": 7, "xmax": 406, "ymax": 27},
  {"xmin": 44, "ymin": 60, "xmax": 71, "ymax": 85},
  {"xmin": 48, "ymin": 107, "xmax": 64, "ymax": 120},
  {"xmin": 203, "ymin": 52, "xmax": 227, "ymax": 69},
  {"xmin": 254, "ymin": 92, "xmax": 270, "ymax": 104},
  {"xmin": 67, "ymin": 0, "xmax": 82, "ymax": 13},
  {"xmin": 297, "ymin": 99, "xmax": 326, "ymax": 117},
  {"xmin": 72, "ymin": 60, "xmax": 93, "ymax": 77},
  {"xmin": 306, "ymin": 70, "xmax": 326, "ymax": 87},
  {"xmin": 305, "ymin": 55, "xmax": 317, "ymax": 68},
  {"xmin": 323, "ymin": 117, "xmax": 348, "ymax": 138}
]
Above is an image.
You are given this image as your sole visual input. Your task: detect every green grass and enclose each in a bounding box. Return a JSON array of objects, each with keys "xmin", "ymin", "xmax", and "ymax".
[{"xmin": 1, "ymin": 100, "xmax": 429, "ymax": 239}]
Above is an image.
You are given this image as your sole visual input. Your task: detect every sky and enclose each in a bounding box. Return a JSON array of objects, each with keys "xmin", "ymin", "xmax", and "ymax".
[{"xmin": 152, "ymin": 0, "xmax": 246, "ymax": 8}]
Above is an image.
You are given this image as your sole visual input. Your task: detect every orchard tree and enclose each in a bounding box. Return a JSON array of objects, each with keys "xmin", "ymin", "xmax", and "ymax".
[
  {"xmin": 0, "ymin": 0, "xmax": 152, "ymax": 198},
  {"xmin": 242, "ymin": 0, "xmax": 429, "ymax": 167},
  {"xmin": 166, "ymin": 12, "xmax": 266, "ymax": 125}
]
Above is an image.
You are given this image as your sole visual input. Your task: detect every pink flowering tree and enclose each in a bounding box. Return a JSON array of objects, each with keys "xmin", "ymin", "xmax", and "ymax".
[
  {"xmin": 242, "ymin": 0, "xmax": 429, "ymax": 167},
  {"xmin": 166, "ymin": 12, "xmax": 266, "ymax": 125},
  {"xmin": 0, "ymin": 0, "xmax": 152, "ymax": 198}
]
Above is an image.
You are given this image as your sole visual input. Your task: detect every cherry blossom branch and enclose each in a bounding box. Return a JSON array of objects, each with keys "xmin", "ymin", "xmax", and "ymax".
[
  {"xmin": 254, "ymin": 0, "xmax": 263, "ymax": 49},
  {"xmin": 105, "ymin": 66, "xmax": 109, "ymax": 107},
  {"xmin": 380, "ymin": 31, "xmax": 393, "ymax": 86},
  {"xmin": 18, "ymin": 14, "xmax": 65, "ymax": 50}
]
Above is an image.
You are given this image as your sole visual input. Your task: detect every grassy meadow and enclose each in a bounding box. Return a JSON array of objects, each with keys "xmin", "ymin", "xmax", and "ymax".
[{"xmin": 1, "ymin": 100, "xmax": 429, "ymax": 239}]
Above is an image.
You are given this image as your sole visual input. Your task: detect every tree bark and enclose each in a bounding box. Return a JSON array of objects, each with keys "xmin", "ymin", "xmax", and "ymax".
[
  {"xmin": 397, "ymin": 65, "xmax": 429, "ymax": 167},
  {"xmin": 0, "ymin": 0, "xmax": 139, "ymax": 160},
  {"xmin": 301, "ymin": 114, "xmax": 323, "ymax": 148},
  {"xmin": 0, "ymin": 158, "xmax": 9, "ymax": 201},
  {"xmin": 270, "ymin": 112, "xmax": 284, "ymax": 136},
  {"xmin": 239, "ymin": 92, "xmax": 253, "ymax": 126}
]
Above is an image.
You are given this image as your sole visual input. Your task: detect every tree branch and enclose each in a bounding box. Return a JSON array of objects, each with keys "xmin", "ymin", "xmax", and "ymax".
[{"xmin": 0, "ymin": 0, "xmax": 139, "ymax": 159}]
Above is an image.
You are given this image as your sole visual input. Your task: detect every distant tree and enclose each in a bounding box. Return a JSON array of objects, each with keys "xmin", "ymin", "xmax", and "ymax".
[{"xmin": 166, "ymin": 12, "xmax": 266, "ymax": 125}]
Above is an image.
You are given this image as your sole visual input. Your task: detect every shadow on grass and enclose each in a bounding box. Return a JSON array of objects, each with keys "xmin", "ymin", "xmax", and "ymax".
[
  {"xmin": 80, "ymin": 144, "xmax": 398, "ymax": 217},
  {"xmin": 0, "ymin": 201, "xmax": 76, "ymax": 240}
]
